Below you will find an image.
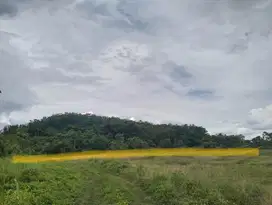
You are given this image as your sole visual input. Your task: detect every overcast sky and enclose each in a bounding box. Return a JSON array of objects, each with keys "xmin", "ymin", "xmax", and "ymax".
[{"xmin": 1, "ymin": 0, "xmax": 272, "ymax": 138}]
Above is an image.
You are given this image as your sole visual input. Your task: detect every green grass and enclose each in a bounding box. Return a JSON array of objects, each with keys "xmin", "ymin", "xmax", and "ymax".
[{"xmin": 1, "ymin": 150, "xmax": 272, "ymax": 205}]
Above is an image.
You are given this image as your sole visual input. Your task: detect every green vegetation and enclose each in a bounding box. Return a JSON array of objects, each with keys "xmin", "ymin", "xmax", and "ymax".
[
  {"xmin": 1, "ymin": 113, "xmax": 272, "ymax": 204},
  {"xmin": 0, "ymin": 113, "xmax": 272, "ymax": 157},
  {"xmin": 1, "ymin": 153, "xmax": 272, "ymax": 205}
]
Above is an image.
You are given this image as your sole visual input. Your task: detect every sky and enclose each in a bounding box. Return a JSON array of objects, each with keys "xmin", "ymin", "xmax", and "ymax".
[{"xmin": 1, "ymin": 0, "xmax": 272, "ymax": 138}]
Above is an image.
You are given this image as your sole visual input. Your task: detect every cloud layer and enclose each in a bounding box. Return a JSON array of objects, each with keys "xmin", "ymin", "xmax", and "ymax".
[{"xmin": 1, "ymin": 0, "xmax": 272, "ymax": 137}]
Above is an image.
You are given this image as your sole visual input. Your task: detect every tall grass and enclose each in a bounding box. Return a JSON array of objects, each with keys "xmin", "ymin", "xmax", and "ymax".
[{"xmin": 1, "ymin": 154, "xmax": 272, "ymax": 205}]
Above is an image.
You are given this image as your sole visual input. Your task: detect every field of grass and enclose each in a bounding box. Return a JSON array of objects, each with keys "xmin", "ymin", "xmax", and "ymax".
[{"xmin": 1, "ymin": 150, "xmax": 272, "ymax": 205}]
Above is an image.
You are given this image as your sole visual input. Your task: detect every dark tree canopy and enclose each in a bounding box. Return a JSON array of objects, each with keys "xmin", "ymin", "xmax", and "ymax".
[{"xmin": 0, "ymin": 112, "xmax": 271, "ymax": 156}]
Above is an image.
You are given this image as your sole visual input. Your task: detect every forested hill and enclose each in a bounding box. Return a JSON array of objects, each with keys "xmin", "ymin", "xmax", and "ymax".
[{"xmin": 0, "ymin": 112, "xmax": 271, "ymax": 156}]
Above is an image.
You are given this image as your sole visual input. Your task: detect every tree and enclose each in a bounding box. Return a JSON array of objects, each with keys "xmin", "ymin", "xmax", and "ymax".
[
  {"xmin": 159, "ymin": 138, "xmax": 172, "ymax": 148},
  {"xmin": 127, "ymin": 137, "xmax": 149, "ymax": 149},
  {"xmin": 89, "ymin": 135, "xmax": 109, "ymax": 150},
  {"xmin": 0, "ymin": 139, "xmax": 6, "ymax": 157}
]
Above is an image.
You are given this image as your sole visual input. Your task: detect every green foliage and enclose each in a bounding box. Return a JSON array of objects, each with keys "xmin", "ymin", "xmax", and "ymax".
[{"xmin": 1, "ymin": 112, "xmax": 271, "ymax": 156}]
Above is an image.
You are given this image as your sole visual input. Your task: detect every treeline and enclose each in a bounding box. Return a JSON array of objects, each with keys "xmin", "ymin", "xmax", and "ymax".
[{"xmin": 0, "ymin": 112, "xmax": 271, "ymax": 156}]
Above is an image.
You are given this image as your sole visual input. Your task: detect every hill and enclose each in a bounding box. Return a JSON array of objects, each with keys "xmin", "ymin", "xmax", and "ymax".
[{"xmin": 0, "ymin": 112, "xmax": 272, "ymax": 156}]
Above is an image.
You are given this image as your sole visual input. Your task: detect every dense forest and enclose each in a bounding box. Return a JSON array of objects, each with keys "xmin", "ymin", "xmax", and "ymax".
[{"xmin": 0, "ymin": 112, "xmax": 271, "ymax": 156}]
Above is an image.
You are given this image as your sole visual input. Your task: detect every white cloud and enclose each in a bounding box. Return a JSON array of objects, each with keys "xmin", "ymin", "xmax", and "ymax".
[
  {"xmin": 245, "ymin": 105, "xmax": 272, "ymax": 133},
  {"xmin": 1, "ymin": 0, "xmax": 272, "ymax": 138}
]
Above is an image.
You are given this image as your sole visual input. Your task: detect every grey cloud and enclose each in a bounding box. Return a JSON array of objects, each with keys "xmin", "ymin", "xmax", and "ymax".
[
  {"xmin": 0, "ymin": 1, "xmax": 17, "ymax": 17},
  {"xmin": 244, "ymin": 90, "xmax": 272, "ymax": 107},
  {"xmin": 75, "ymin": 1, "xmax": 111, "ymax": 17},
  {"xmin": 186, "ymin": 89, "xmax": 216, "ymax": 99},
  {"xmin": 75, "ymin": 0, "xmax": 154, "ymax": 33},
  {"xmin": 245, "ymin": 121, "xmax": 272, "ymax": 131},
  {"xmin": 138, "ymin": 70, "xmax": 159, "ymax": 83},
  {"xmin": 246, "ymin": 119, "xmax": 260, "ymax": 126},
  {"xmin": 0, "ymin": 101, "xmax": 24, "ymax": 114},
  {"xmin": 114, "ymin": 0, "xmax": 149, "ymax": 32},
  {"xmin": 0, "ymin": 40, "xmax": 38, "ymax": 114},
  {"xmin": 163, "ymin": 84, "xmax": 182, "ymax": 97},
  {"xmin": 166, "ymin": 62, "xmax": 192, "ymax": 79},
  {"xmin": 31, "ymin": 67, "xmax": 106, "ymax": 86},
  {"xmin": 0, "ymin": 0, "xmax": 36, "ymax": 17},
  {"xmin": 163, "ymin": 61, "xmax": 193, "ymax": 87}
]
